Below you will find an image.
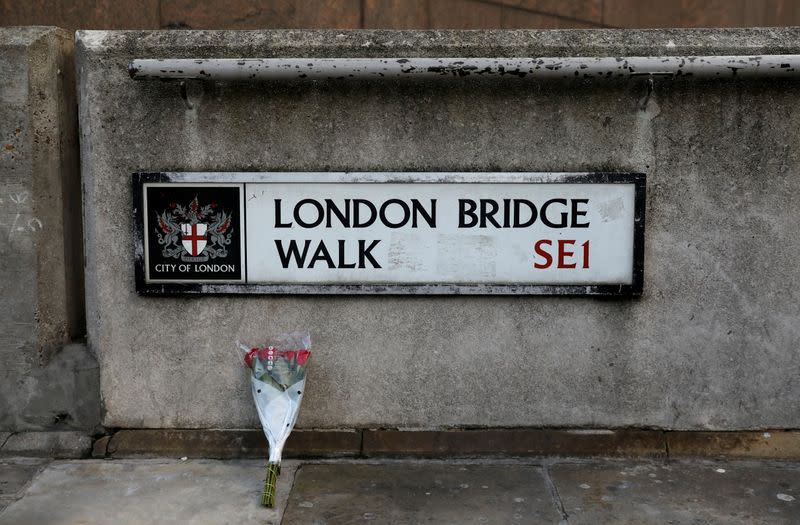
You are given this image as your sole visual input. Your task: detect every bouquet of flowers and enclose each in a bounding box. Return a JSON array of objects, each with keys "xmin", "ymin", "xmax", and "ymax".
[{"xmin": 236, "ymin": 332, "xmax": 311, "ymax": 507}]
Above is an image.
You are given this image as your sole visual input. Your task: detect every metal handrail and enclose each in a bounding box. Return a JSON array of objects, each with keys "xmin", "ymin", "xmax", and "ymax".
[{"xmin": 129, "ymin": 56, "xmax": 800, "ymax": 81}]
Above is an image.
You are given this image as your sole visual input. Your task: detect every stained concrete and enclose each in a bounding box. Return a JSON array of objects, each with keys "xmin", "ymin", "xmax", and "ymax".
[
  {"xmin": 0, "ymin": 27, "xmax": 83, "ymax": 361},
  {"xmin": 667, "ymin": 431, "xmax": 800, "ymax": 459},
  {"xmin": 0, "ymin": 27, "xmax": 90, "ymax": 433},
  {"xmin": 1, "ymin": 458, "xmax": 797, "ymax": 524},
  {"xmin": 0, "ymin": 431, "xmax": 92, "ymax": 459},
  {"xmin": 551, "ymin": 459, "xmax": 800, "ymax": 524},
  {"xmin": 104, "ymin": 429, "xmax": 362, "ymax": 459},
  {"xmin": 282, "ymin": 463, "xmax": 561, "ymax": 523},
  {"xmin": 76, "ymin": 28, "xmax": 800, "ymax": 431},
  {"xmin": 0, "ymin": 459, "xmax": 298, "ymax": 525},
  {"xmin": 0, "ymin": 458, "xmax": 48, "ymax": 513},
  {"xmin": 0, "ymin": 343, "xmax": 100, "ymax": 433}
]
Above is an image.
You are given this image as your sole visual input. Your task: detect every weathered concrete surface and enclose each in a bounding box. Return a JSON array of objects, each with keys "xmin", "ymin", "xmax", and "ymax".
[
  {"xmin": 0, "ymin": 27, "xmax": 91, "ymax": 433},
  {"xmin": 1, "ymin": 458, "xmax": 797, "ymax": 524},
  {"xmin": 0, "ymin": 431, "xmax": 91, "ymax": 459},
  {"xmin": 89, "ymin": 428, "xmax": 800, "ymax": 459},
  {"xmin": 0, "ymin": 458, "xmax": 48, "ymax": 513},
  {"xmin": 362, "ymin": 429, "xmax": 666, "ymax": 457},
  {"xmin": 284, "ymin": 462, "xmax": 561, "ymax": 523},
  {"xmin": 77, "ymin": 28, "xmax": 800, "ymax": 430},
  {"xmin": 0, "ymin": 343, "xmax": 100, "ymax": 432},
  {"xmin": 668, "ymin": 431, "xmax": 800, "ymax": 459},
  {"xmin": 0, "ymin": 27, "xmax": 83, "ymax": 361},
  {"xmin": 104, "ymin": 429, "xmax": 361, "ymax": 459},
  {"xmin": 0, "ymin": 459, "xmax": 299, "ymax": 525},
  {"xmin": 551, "ymin": 459, "xmax": 800, "ymax": 524}
]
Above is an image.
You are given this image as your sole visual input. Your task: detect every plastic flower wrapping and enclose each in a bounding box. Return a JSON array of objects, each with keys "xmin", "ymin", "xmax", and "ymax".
[{"xmin": 236, "ymin": 332, "xmax": 311, "ymax": 507}]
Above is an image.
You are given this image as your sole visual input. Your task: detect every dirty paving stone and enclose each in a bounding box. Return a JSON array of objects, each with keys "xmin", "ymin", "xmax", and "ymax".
[
  {"xmin": 0, "ymin": 459, "xmax": 49, "ymax": 497},
  {"xmin": 282, "ymin": 463, "xmax": 561, "ymax": 524},
  {"xmin": 0, "ymin": 460, "xmax": 46, "ymax": 498},
  {"xmin": 550, "ymin": 459, "xmax": 800, "ymax": 525},
  {"xmin": 0, "ymin": 459, "xmax": 298, "ymax": 525},
  {"xmin": 0, "ymin": 459, "xmax": 49, "ymax": 515}
]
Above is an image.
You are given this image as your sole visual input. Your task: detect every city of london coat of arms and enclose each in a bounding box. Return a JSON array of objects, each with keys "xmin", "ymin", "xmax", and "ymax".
[{"xmin": 155, "ymin": 196, "xmax": 233, "ymax": 262}]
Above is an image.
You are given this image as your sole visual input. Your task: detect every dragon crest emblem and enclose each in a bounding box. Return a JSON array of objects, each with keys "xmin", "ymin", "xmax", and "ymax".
[{"xmin": 155, "ymin": 196, "xmax": 233, "ymax": 262}]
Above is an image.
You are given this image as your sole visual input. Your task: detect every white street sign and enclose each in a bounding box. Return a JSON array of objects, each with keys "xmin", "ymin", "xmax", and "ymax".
[{"xmin": 136, "ymin": 172, "xmax": 645, "ymax": 295}]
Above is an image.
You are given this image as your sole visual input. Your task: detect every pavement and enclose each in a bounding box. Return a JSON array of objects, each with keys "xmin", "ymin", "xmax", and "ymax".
[{"xmin": 0, "ymin": 457, "xmax": 798, "ymax": 524}]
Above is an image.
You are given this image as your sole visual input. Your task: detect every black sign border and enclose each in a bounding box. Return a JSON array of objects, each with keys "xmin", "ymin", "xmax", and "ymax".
[{"xmin": 134, "ymin": 172, "xmax": 645, "ymax": 296}]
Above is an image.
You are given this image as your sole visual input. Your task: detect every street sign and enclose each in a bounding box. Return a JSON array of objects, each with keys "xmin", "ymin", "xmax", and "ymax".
[{"xmin": 134, "ymin": 172, "xmax": 645, "ymax": 295}]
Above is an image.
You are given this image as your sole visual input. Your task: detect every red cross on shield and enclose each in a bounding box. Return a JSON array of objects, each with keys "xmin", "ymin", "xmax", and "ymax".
[{"xmin": 181, "ymin": 223, "xmax": 207, "ymax": 256}]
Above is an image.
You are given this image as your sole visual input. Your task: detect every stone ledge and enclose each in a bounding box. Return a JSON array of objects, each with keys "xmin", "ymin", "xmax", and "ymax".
[
  {"xmin": 9, "ymin": 429, "xmax": 800, "ymax": 459},
  {"xmin": 362, "ymin": 429, "xmax": 667, "ymax": 457},
  {"xmin": 103, "ymin": 429, "xmax": 800, "ymax": 459},
  {"xmin": 91, "ymin": 435, "xmax": 110, "ymax": 458},
  {"xmin": 667, "ymin": 431, "xmax": 800, "ymax": 459},
  {"xmin": 105, "ymin": 429, "xmax": 361, "ymax": 459},
  {"xmin": 0, "ymin": 431, "xmax": 91, "ymax": 459},
  {"xmin": 77, "ymin": 27, "xmax": 800, "ymax": 58}
]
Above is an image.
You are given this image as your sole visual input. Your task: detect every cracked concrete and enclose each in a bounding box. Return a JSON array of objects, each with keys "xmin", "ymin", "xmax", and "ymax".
[{"xmin": 542, "ymin": 464, "xmax": 570, "ymax": 523}]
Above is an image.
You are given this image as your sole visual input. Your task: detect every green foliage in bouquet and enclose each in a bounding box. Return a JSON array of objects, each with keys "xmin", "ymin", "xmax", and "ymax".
[{"xmin": 247, "ymin": 347, "xmax": 310, "ymax": 391}]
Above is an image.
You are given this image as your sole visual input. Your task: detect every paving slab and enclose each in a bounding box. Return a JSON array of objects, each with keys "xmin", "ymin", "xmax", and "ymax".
[
  {"xmin": 0, "ymin": 459, "xmax": 47, "ymax": 497},
  {"xmin": 282, "ymin": 462, "xmax": 562, "ymax": 524},
  {"xmin": 2, "ymin": 458, "xmax": 799, "ymax": 523},
  {"xmin": 550, "ymin": 459, "xmax": 800, "ymax": 524},
  {"xmin": 0, "ymin": 459, "xmax": 298, "ymax": 525},
  {"xmin": 0, "ymin": 459, "xmax": 49, "ymax": 514}
]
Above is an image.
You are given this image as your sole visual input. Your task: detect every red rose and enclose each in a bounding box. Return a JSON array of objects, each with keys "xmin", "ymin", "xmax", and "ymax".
[
  {"xmin": 244, "ymin": 348, "xmax": 258, "ymax": 368},
  {"xmin": 296, "ymin": 351, "xmax": 310, "ymax": 366}
]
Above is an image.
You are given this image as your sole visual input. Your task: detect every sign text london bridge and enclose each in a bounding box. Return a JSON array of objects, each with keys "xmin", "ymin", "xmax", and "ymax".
[{"xmin": 133, "ymin": 172, "xmax": 645, "ymax": 295}]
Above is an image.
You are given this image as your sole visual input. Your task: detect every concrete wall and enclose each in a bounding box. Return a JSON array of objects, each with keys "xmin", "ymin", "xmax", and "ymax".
[
  {"xmin": 77, "ymin": 28, "xmax": 800, "ymax": 431},
  {"xmin": 0, "ymin": 27, "xmax": 98, "ymax": 432}
]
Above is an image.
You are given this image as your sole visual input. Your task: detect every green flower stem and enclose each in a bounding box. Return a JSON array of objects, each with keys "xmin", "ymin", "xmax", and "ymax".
[{"xmin": 261, "ymin": 462, "xmax": 280, "ymax": 507}]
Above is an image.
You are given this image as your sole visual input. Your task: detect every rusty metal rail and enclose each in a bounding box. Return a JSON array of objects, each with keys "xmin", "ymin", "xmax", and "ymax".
[{"xmin": 129, "ymin": 56, "xmax": 800, "ymax": 81}]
